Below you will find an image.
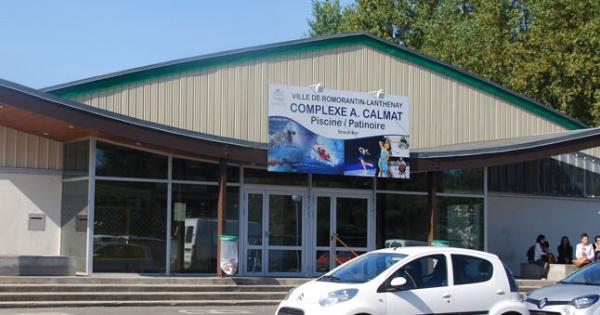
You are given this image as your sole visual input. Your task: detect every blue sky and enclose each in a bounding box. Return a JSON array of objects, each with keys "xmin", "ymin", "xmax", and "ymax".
[{"xmin": 0, "ymin": 1, "xmax": 339, "ymax": 88}]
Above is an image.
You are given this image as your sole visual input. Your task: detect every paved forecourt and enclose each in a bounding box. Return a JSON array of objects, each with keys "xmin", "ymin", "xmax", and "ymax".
[{"xmin": 0, "ymin": 306, "xmax": 277, "ymax": 315}]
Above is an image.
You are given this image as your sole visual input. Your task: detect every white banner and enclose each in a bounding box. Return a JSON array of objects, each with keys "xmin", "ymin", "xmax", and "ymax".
[{"xmin": 268, "ymin": 84, "xmax": 410, "ymax": 179}]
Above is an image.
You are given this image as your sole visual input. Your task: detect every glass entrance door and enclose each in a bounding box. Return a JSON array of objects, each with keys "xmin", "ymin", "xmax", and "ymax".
[
  {"xmin": 312, "ymin": 192, "xmax": 373, "ymax": 275},
  {"xmin": 243, "ymin": 189, "xmax": 307, "ymax": 276}
]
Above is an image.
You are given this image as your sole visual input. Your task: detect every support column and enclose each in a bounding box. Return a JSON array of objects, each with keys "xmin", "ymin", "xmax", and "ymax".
[
  {"xmin": 216, "ymin": 158, "xmax": 228, "ymax": 277},
  {"xmin": 427, "ymin": 171, "xmax": 438, "ymax": 246}
]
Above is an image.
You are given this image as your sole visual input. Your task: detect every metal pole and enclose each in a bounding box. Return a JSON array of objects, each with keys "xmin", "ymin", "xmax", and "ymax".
[
  {"xmin": 427, "ymin": 171, "xmax": 438, "ymax": 246},
  {"xmin": 216, "ymin": 158, "xmax": 228, "ymax": 277}
]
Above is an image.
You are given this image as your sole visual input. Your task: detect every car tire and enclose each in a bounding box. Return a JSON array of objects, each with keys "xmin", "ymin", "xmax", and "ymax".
[{"xmin": 502, "ymin": 312, "xmax": 521, "ymax": 315}]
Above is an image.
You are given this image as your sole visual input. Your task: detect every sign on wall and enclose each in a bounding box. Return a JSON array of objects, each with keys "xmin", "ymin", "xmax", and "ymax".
[{"xmin": 268, "ymin": 84, "xmax": 410, "ymax": 179}]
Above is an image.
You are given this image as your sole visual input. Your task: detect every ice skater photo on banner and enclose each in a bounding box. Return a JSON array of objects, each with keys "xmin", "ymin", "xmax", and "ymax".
[
  {"xmin": 378, "ymin": 137, "xmax": 391, "ymax": 178},
  {"xmin": 343, "ymin": 138, "xmax": 378, "ymax": 176}
]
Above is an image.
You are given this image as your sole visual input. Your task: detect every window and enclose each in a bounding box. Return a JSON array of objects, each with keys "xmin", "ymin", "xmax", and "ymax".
[
  {"xmin": 63, "ymin": 140, "xmax": 90, "ymax": 178},
  {"xmin": 451, "ymin": 255, "xmax": 493, "ymax": 285},
  {"xmin": 320, "ymin": 253, "xmax": 407, "ymax": 284},
  {"xmin": 376, "ymin": 194, "xmax": 429, "ymax": 247},
  {"xmin": 392, "ymin": 254, "xmax": 448, "ymax": 290},
  {"xmin": 95, "ymin": 142, "xmax": 168, "ymax": 179}
]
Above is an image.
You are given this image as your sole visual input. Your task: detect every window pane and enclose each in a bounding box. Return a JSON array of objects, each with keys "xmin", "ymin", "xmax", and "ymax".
[
  {"xmin": 247, "ymin": 194, "xmax": 263, "ymax": 246},
  {"xmin": 312, "ymin": 174, "xmax": 373, "ymax": 189},
  {"xmin": 439, "ymin": 168, "xmax": 483, "ymax": 195},
  {"xmin": 172, "ymin": 158, "xmax": 219, "ymax": 182},
  {"xmin": 336, "ymin": 197, "xmax": 368, "ymax": 248},
  {"xmin": 268, "ymin": 250, "xmax": 301, "ymax": 273},
  {"xmin": 247, "ymin": 249, "xmax": 262, "ymax": 273},
  {"xmin": 93, "ymin": 181, "xmax": 167, "ymax": 273},
  {"xmin": 268, "ymin": 194, "xmax": 302, "ymax": 246},
  {"xmin": 395, "ymin": 254, "xmax": 447, "ymax": 289},
  {"xmin": 170, "ymin": 184, "xmax": 239, "ymax": 273},
  {"xmin": 244, "ymin": 168, "xmax": 308, "ymax": 186},
  {"xmin": 95, "ymin": 142, "xmax": 167, "ymax": 179},
  {"xmin": 316, "ymin": 197, "xmax": 331, "ymax": 247},
  {"xmin": 376, "ymin": 194, "xmax": 429, "ymax": 247},
  {"xmin": 376, "ymin": 172, "xmax": 427, "ymax": 192},
  {"xmin": 63, "ymin": 140, "xmax": 89, "ymax": 178},
  {"xmin": 60, "ymin": 180, "xmax": 88, "ymax": 272},
  {"xmin": 436, "ymin": 197, "xmax": 484, "ymax": 250},
  {"xmin": 452, "ymin": 255, "xmax": 493, "ymax": 285}
]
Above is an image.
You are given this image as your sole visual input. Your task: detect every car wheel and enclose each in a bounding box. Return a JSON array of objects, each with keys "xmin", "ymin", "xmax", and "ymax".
[{"xmin": 502, "ymin": 312, "xmax": 521, "ymax": 315}]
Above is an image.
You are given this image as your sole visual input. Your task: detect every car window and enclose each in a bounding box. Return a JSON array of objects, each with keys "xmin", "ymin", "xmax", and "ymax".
[
  {"xmin": 391, "ymin": 254, "xmax": 448, "ymax": 290},
  {"xmin": 451, "ymin": 255, "xmax": 493, "ymax": 285},
  {"xmin": 561, "ymin": 261, "xmax": 600, "ymax": 285},
  {"xmin": 320, "ymin": 253, "xmax": 407, "ymax": 284}
]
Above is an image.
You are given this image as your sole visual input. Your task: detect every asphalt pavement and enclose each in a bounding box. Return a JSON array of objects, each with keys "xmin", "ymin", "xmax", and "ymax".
[{"xmin": 0, "ymin": 306, "xmax": 277, "ymax": 315}]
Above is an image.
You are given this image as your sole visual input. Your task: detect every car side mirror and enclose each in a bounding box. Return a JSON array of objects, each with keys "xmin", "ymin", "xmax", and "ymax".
[{"xmin": 390, "ymin": 276, "xmax": 407, "ymax": 288}]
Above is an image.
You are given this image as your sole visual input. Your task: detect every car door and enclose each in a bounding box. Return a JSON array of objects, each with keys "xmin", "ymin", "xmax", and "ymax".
[
  {"xmin": 379, "ymin": 254, "xmax": 454, "ymax": 315},
  {"xmin": 451, "ymin": 254, "xmax": 504, "ymax": 313}
]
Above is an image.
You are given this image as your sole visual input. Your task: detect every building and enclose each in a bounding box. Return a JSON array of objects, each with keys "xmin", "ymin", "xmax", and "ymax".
[{"xmin": 1, "ymin": 33, "xmax": 599, "ymax": 276}]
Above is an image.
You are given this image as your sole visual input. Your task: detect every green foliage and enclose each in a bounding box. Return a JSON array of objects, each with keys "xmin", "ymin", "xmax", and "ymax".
[{"xmin": 308, "ymin": 0, "xmax": 600, "ymax": 126}]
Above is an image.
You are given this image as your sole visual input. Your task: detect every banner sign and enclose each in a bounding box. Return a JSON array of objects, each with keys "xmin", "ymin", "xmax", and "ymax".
[{"xmin": 268, "ymin": 84, "xmax": 410, "ymax": 178}]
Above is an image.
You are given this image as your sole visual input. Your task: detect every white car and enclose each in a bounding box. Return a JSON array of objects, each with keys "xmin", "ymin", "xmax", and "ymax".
[{"xmin": 276, "ymin": 247, "xmax": 528, "ymax": 315}]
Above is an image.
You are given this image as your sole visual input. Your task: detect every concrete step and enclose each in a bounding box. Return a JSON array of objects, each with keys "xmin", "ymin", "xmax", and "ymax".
[
  {"xmin": 0, "ymin": 276, "xmax": 309, "ymax": 286},
  {"xmin": 0, "ymin": 284, "xmax": 294, "ymax": 293},
  {"xmin": 0, "ymin": 300, "xmax": 281, "ymax": 308},
  {"xmin": 0, "ymin": 291, "xmax": 287, "ymax": 302}
]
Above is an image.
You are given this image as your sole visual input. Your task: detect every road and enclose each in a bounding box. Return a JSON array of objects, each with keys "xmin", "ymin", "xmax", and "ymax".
[{"xmin": 0, "ymin": 306, "xmax": 277, "ymax": 315}]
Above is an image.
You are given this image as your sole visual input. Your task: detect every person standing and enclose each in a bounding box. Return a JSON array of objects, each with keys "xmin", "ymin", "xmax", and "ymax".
[
  {"xmin": 557, "ymin": 236, "xmax": 573, "ymax": 264},
  {"xmin": 574, "ymin": 233, "xmax": 595, "ymax": 267}
]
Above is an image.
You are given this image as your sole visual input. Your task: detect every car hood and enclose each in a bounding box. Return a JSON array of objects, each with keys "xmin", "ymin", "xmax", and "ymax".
[
  {"xmin": 528, "ymin": 283, "xmax": 600, "ymax": 301},
  {"xmin": 288, "ymin": 280, "xmax": 362, "ymax": 305}
]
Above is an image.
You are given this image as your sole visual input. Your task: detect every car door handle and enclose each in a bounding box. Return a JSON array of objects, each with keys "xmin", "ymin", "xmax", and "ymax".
[
  {"xmin": 442, "ymin": 293, "xmax": 452, "ymax": 299},
  {"xmin": 496, "ymin": 289, "xmax": 505, "ymax": 295}
]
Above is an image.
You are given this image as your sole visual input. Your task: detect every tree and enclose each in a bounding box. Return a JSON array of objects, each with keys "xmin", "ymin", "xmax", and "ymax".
[{"xmin": 308, "ymin": 0, "xmax": 600, "ymax": 126}]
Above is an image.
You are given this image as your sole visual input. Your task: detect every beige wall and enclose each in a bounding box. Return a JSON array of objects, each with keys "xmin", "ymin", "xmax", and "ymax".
[
  {"xmin": 0, "ymin": 125, "xmax": 62, "ymax": 170},
  {"xmin": 488, "ymin": 193, "xmax": 600, "ymax": 275},
  {"xmin": 0, "ymin": 171, "xmax": 62, "ymax": 256},
  {"xmin": 71, "ymin": 45, "xmax": 567, "ymax": 149}
]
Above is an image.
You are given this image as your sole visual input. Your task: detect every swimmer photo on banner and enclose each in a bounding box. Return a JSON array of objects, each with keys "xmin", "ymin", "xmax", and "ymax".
[{"xmin": 268, "ymin": 84, "xmax": 410, "ymax": 179}]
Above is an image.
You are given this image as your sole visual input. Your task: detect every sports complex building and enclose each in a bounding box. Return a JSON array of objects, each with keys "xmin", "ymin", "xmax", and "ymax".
[{"xmin": 1, "ymin": 33, "xmax": 599, "ymax": 276}]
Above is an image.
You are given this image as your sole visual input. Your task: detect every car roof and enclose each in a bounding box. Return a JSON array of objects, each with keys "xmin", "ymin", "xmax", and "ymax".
[{"xmin": 371, "ymin": 246, "xmax": 499, "ymax": 260}]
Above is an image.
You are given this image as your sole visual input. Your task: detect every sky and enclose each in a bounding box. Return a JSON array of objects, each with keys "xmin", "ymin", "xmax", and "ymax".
[{"xmin": 0, "ymin": 0, "xmax": 337, "ymax": 88}]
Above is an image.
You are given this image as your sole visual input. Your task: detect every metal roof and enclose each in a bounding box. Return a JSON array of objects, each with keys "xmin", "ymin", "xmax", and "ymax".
[{"xmin": 41, "ymin": 32, "xmax": 587, "ymax": 130}]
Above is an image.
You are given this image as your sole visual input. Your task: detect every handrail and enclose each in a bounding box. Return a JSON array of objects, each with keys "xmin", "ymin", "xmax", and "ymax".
[{"xmin": 331, "ymin": 234, "xmax": 359, "ymax": 265}]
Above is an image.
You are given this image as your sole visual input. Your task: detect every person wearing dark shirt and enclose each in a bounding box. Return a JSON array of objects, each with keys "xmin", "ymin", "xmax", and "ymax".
[{"xmin": 557, "ymin": 236, "xmax": 573, "ymax": 264}]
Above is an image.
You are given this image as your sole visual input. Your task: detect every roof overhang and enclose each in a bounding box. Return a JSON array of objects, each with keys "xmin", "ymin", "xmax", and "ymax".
[
  {"xmin": 0, "ymin": 79, "xmax": 267, "ymax": 165},
  {"xmin": 411, "ymin": 129, "xmax": 600, "ymax": 172}
]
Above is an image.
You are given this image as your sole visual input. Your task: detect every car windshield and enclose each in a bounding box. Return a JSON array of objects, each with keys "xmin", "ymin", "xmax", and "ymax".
[
  {"xmin": 319, "ymin": 252, "xmax": 407, "ymax": 284},
  {"xmin": 561, "ymin": 261, "xmax": 600, "ymax": 285}
]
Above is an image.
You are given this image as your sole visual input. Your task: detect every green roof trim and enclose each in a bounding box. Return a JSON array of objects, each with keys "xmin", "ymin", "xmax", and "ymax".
[{"xmin": 44, "ymin": 33, "xmax": 586, "ymax": 130}]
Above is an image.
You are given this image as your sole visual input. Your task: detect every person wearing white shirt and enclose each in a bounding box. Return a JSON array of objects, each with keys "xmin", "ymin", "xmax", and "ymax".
[
  {"xmin": 574, "ymin": 232, "xmax": 594, "ymax": 267},
  {"xmin": 533, "ymin": 234, "xmax": 550, "ymax": 278}
]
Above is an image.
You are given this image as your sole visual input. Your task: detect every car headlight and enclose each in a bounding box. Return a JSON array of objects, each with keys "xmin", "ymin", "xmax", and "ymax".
[
  {"xmin": 570, "ymin": 295, "xmax": 600, "ymax": 309},
  {"xmin": 319, "ymin": 288, "xmax": 358, "ymax": 307},
  {"xmin": 284, "ymin": 287, "xmax": 296, "ymax": 301}
]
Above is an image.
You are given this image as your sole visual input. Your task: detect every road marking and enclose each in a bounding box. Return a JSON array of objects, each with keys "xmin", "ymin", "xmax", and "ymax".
[
  {"xmin": 12, "ymin": 313, "xmax": 72, "ymax": 315},
  {"xmin": 179, "ymin": 310, "xmax": 253, "ymax": 314}
]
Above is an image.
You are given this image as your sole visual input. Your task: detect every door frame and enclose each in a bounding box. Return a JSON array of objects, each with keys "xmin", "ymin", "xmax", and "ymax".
[
  {"xmin": 240, "ymin": 185, "xmax": 309, "ymax": 276},
  {"xmin": 308, "ymin": 188, "xmax": 376, "ymax": 276}
]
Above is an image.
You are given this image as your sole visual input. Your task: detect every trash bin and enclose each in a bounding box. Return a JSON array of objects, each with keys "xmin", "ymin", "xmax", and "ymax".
[{"xmin": 219, "ymin": 235, "xmax": 239, "ymax": 276}]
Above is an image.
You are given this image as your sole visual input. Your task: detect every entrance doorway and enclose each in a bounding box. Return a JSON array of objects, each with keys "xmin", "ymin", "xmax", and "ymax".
[
  {"xmin": 240, "ymin": 186, "xmax": 375, "ymax": 277},
  {"xmin": 242, "ymin": 188, "xmax": 307, "ymax": 276},
  {"xmin": 311, "ymin": 191, "xmax": 374, "ymax": 275}
]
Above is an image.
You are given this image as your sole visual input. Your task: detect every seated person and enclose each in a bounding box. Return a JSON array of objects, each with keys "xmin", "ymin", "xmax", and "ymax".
[
  {"xmin": 557, "ymin": 236, "xmax": 573, "ymax": 264},
  {"xmin": 575, "ymin": 232, "xmax": 595, "ymax": 267}
]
